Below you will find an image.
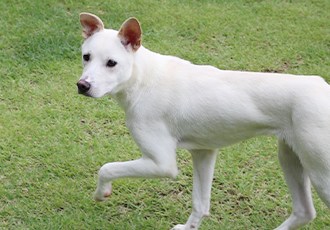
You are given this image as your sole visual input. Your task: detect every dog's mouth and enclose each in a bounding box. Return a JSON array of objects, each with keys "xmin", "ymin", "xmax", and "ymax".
[
  {"xmin": 77, "ymin": 79, "xmax": 114, "ymax": 98},
  {"xmin": 77, "ymin": 90, "xmax": 93, "ymax": 97}
]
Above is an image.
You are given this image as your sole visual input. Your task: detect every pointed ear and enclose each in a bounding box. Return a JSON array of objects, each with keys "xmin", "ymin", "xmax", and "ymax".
[
  {"xmin": 118, "ymin": 17, "xmax": 142, "ymax": 52},
  {"xmin": 80, "ymin": 13, "xmax": 104, "ymax": 40}
]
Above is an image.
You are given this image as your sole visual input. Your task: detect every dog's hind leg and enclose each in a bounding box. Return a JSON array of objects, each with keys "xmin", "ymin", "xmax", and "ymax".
[
  {"xmin": 172, "ymin": 149, "xmax": 217, "ymax": 230},
  {"xmin": 295, "ymin": 136, "xmax": 330, "ymax": 214},
  {"xmin": 274, "ymin": 139, "xmax": 316, "ymax": 230}
]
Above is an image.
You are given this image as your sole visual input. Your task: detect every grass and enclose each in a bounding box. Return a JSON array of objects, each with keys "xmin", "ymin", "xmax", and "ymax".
[{"xmin": 1, "ymin": 0, "xmax": 330, "ymax": 229}]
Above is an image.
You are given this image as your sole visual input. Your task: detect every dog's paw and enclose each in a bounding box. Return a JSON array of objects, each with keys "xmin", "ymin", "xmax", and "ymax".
[
  {"xmin": 171, "ymin": 224, "xmax": 185, "ymax": 230},
  {"xmin": 93, "ymin": 182, "xmax": 112, "ymax": 202}
]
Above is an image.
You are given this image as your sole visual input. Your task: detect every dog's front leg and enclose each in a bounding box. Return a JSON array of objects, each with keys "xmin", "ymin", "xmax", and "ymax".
[
  {"xmin": 94, "ymin": 157, "xmax": 177, "ymax": 201},
  {"xmin": 94, "ymin": 132, "xmax": 178, "ymax": 202},
  {"xmin": 172, "ymin": 149, "xmax": 217, "ymax": 230}
]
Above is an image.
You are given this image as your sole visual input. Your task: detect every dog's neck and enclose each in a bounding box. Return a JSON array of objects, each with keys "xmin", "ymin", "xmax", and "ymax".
[{"xmin": 111, "ymin": 46, "xmax": 162, "ymax": 112}]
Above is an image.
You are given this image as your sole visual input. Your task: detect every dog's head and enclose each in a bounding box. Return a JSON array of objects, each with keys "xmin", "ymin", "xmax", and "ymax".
[{"xmin": 77, "ymin": 13, "xmax": 142, "ymax": 98}]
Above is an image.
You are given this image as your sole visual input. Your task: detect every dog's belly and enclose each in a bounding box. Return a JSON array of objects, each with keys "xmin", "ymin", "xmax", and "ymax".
[
  {"xmin": 176, "ymin": 132, "xmax": 273, "ymax": 150},
  {"xmin": 170, "ymin": 94, "xmax": 286, "ymax": 150},
  {"xmin": 175, "ymin": 119, "xmax": 278, "ymax": 150}
]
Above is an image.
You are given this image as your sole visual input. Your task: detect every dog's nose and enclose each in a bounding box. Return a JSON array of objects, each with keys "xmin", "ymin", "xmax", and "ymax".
[{"xmin": 77, "ymin": 80, "xmax": 91, "ymax": 93}]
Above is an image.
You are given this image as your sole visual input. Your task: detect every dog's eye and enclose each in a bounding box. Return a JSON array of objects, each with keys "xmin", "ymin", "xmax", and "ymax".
[
  {"xmin": 83, "ymin": 54, "xmax": 90, "ymax": 61},
  {"xmin": 107, "ymin": 60, "xmax": 117, "ymax": 67}
]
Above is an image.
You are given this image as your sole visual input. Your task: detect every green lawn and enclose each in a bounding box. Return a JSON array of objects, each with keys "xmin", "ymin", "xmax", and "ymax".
[{"xmin": 1, "ymin": 0, "xmax": 330, "ymax": 229}]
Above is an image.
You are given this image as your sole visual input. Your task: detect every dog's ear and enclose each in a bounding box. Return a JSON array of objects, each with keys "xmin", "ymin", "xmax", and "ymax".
[
  {"xmin": 80, "ymin": 13, "xmax": 104, "ymax": 40},
  {"xmin": 118, "ymin": 17, "xmax": 142, "ymax": 52}
]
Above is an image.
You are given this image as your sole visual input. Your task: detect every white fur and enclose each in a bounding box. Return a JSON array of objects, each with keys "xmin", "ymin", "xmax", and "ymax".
[{"xmin": 78, "ymin": 14, "xmax": 330, "ymax": 230}]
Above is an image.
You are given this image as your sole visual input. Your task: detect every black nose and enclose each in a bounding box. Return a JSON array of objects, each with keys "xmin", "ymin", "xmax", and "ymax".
[{"xmin": 77, "ymin": 80, "xmax": 91, "ymax": 93}]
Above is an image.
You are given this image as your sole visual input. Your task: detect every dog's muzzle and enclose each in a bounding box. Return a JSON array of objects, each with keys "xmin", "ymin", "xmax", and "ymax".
[{"xmin": 77, "ymin": 80, "xmax": 91, "ymax": 94}]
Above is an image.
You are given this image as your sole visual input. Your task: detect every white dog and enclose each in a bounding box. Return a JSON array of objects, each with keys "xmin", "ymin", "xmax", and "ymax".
[{"xmin": 77, "ymin": 13, "xmax": 330, "ymax": 230}]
